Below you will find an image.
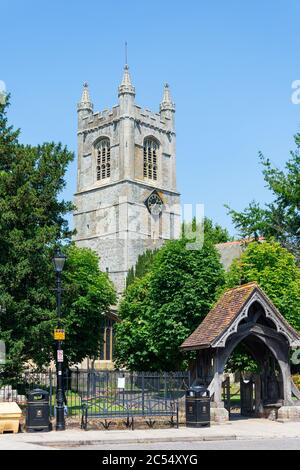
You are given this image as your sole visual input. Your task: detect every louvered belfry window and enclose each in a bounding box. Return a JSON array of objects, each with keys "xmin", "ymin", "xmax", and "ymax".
[
  {"xmin": 96, "ymin": 138, "xmax": 111, "ymax": 181},
  {"xmin": 143, "ymin": 138, "xmax": 158, "ymax": 180}
]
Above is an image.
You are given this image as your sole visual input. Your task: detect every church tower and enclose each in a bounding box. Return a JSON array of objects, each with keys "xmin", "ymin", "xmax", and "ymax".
[{"xmin": 73, "ymin": 65, "xmax": 181, "ymax": 294}]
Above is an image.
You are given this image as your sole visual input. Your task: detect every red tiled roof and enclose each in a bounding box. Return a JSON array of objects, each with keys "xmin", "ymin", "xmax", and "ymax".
[
  {"xmin": 180, "ymin": 282, "xmax": 259, "ymax": 350},
  {"xmin": 216, "ymin": 237, "xmax": 265, "ymax": 248}
]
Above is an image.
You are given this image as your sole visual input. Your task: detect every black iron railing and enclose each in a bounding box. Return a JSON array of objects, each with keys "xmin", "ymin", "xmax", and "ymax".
[{"xmin": 0, "ymin": 369, "xmax": 190, "ymax": 418}]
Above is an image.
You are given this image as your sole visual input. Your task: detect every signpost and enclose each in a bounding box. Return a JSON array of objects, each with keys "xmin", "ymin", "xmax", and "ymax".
[{"xmin": 52, "ymin": 249, "xmax": 67, "ymax": 431}]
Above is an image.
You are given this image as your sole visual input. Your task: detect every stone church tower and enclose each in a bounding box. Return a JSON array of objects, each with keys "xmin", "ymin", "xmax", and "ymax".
[{"xmin": 73, "ymin": 65, "xmax": 181, "ymax": 294}]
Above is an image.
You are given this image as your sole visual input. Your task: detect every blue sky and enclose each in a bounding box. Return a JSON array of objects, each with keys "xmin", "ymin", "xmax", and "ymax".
[{"xmin": 2, "ymin": 0, "xmax": 300, "ymax": 235}]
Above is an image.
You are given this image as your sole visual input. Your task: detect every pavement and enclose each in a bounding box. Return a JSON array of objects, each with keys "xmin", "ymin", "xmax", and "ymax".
[
  {"xmin": 75, "ymin": 438, "xmax": 300, "ymax": 450},
  {"xmin": 1, "ymin": 418, "xmax": 300, "ymax": 450}
]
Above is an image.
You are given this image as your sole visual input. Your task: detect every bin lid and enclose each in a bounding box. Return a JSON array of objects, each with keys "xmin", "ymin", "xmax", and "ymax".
[
  {"xmin": 189, "ymin": 385, "xmax": 208, "ymax": 392},
  {"xmin": 27, "ymin": 388, "xmax": 49, "ymax": 400},
  {"xmin": 187, "ymin": 385, "xmax": 210, "ymax": 397}
]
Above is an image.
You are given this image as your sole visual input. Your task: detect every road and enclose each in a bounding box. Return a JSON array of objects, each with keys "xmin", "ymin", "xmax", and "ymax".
[{"xmin": 68, "ymin": 438, "xmax": 300, "ymax": 450}]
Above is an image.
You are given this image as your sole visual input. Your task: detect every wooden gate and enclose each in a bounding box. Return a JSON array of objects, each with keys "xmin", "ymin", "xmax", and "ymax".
[
  {"xmin": 222, "ymin": 376, "xmax": 231, "ymax": 416},
  {"xmin": 240, "ymin": 376, "xmax": 255, "ymax": 416}
]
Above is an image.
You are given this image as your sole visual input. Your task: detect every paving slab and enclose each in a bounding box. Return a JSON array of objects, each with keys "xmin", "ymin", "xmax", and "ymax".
[
  {"xmin": 0, "ymin": 419, "xmax": 299, "ymax": 450},
  {"xmin": 0, "ymin": 439, "xmax": 56, "ymax": 450}
]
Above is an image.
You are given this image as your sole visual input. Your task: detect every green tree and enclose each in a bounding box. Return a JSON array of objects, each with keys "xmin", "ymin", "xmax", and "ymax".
[
  {"xmin": 61, "ymin": 245, "xmax": 116, "ymax": 366},
  {"xmin": 225, "ymin": 344, "xmax": 260, "ymax": 374},
  {"xmin": 226, "ymin": 240, "xmax": 300, "ymax": 331},
  {"xmin": 126, "ymin": 249, "xmax": 158, "ymax": 288},
  {"xmin": 182, "ymin": 217, "xmax": 232, "ymax": 245},
  {"xmin": 115, "ymin": 235, "xmax": 225, "ymax": 371},
  {"xmin": 126, "ymin": 218, "xmax": 230, "ymax": 290},
  {"xmin": 126, "ymin": 267, "xmax": 135, "ymax": 289},
  {"xmin": 0, "ymin": 98, "xmax": 116, "ymax": 374},
  {"xmin": 0, "ymin": 98, "xmax": 74, "ymax": 374},
  {"xmin": 202, "ymin": 217, "xmax": 232, "ymax": 244},
  {"xmin": 226, "ymin": 135, "xmax": 300, "ymax": 261}
]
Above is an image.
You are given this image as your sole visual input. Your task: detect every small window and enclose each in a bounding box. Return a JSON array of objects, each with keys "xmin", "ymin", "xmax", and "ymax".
[
  {"xmin": 99, "ymin": 318, "xmax": 115, "ymax": 361},
  {"xmin": 96, "ymin": 138, "xmax": 110, "ymax": 181},
  {"xmin": 143, "ymin": 138, "xmax": 159, "ymax": 180}
]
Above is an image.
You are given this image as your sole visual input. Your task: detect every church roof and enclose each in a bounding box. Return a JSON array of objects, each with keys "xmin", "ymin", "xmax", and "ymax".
[{"xmin": 180, "ymin": 282, "xmax": 300, "ymax": 350}]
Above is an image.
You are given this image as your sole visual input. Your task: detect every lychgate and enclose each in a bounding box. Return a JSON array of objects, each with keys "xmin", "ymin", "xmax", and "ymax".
[{"xmin": 181, "ymin": 282, "xmax": 300, "ymax": 422}]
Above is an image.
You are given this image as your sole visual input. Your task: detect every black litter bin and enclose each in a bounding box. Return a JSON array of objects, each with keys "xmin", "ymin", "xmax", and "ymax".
[
  {"xmin": 26, "ymin": 389, "xmax": 51, "ymax": 432},
  {"xmin": 186, "ymin": 385, "xmax": 210, "ymax": 427}
]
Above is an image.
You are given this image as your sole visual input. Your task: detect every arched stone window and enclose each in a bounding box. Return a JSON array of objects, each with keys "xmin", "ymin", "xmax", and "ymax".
[
  {"xmin": 143, "ymin": 138, "xmax": 159, "ymax": 181},
  {"xmin": 96, "ymin": 138, "xmax": 110, "ymax": 181},
  {"xmin": 99, "ymin": 317, "xmax": 115, "ymax": 362}
]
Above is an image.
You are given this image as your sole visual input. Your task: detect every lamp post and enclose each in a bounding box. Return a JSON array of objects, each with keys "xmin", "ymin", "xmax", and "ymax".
[{"xmin": 52, "ymin": 249, "xmax": 67, "ymax": 431}]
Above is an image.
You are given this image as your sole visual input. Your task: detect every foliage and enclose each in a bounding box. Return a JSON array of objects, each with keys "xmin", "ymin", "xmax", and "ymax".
[
  {"xmin": 126, "ymin": 218, "xmax": 231, "ymax": 290},
  {"xmin": 115, "ymin": 233, "xmax": 226, "ymax": 371},
  {"xmin": 226, "ymin": 240, "xmax": 300, "ymax": 332},
  {"xmin": 61, "ymin": 245, "xmax": 116, "ymax": 365},
  {"xmin": 182, "ymin": 217, "xmax": 232, "ymax": 245},
  {"xmin": 293, "ymin": 375, "xmax": 300, "ymax": 390},
  {"xmin": 0, "ymin": 98, "xmax": 74, "ymax": 374},
  {"xmin": 0, "ymin": 98, "xmax": 115, "ymax": 374},
  {"xmin": 126, "ymin": 249, "xmax": 158, "ymax": 288},
  {"xmin": 226, "ymin": 135, "xmax": 300, "ymax": 262},
  {"xmin": 126, "ymin": 267, "xmax": 135, "ymax": 289},
  {"xmin": 225, "ymin": 344, "xmax": 260, "ymax": 373}
]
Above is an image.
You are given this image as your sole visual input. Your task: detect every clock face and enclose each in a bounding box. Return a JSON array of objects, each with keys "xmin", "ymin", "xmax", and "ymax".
[{"xmin": 145, "ymin": 191, "xmax": 164, "ymax": 215}]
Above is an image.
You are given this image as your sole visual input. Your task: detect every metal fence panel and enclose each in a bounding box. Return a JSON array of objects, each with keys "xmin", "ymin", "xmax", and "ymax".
[{"xmin": 0, "ymin": 369, "xmax": 190, "ymax": 418}]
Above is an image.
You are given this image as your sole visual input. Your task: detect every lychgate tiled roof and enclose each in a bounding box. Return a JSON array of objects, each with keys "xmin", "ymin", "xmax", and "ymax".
[{"xmin": 180, "ymin": 282, "xmax": 300, "ymax": 350}]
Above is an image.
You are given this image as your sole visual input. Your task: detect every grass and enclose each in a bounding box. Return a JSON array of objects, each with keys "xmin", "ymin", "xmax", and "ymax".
[
  {"xmin": 49, "ymin": 389, "xmax": 82, "ymax": 416},
  {"xmin": 49, "ymin": 389, "xmax": 129, "ymax": 416},
  {"xmin": 222, "ymin": 382, "xmax": 241, "ymax": 409}
]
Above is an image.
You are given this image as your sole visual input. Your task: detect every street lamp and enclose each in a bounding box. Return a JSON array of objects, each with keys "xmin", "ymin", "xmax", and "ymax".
[{"xmin": 53, "ymin": 249, "xmax": 67, "ymax": 431}]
